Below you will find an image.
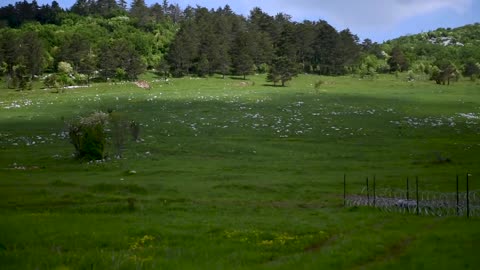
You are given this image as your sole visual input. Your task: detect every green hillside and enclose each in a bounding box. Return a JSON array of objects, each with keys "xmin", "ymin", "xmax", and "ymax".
[{"xmin": 386, "ymin": 23, "xmax": 480, "ymax": 46}]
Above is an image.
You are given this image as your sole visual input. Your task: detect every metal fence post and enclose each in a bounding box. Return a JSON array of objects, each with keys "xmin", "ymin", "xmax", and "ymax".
[
  {"xmin": 366, "ymin": 177, "xmax": 370, "ymax": 206},
  {"xmin": 456, "ymin": 175, "xmax": 459, "ymax": 216},
  {"xmin": 406, "ymin": 177, "xmax": 409, "ymax": 201},
  {"xmin": 416, "ymin": 176, "xmax": 419, "ymax": 215},
  {"xmin": 343, "ymin": 174, "xmax": 346, "ymax": 207},
  {"xmin": 467, "ymin": 173, "xmax": 470, "ymax": 218}
]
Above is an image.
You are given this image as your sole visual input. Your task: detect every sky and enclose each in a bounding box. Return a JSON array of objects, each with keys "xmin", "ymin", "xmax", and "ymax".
[{"xmin": 1, "ymin": 0, "xmax": 479, "ymax": 42}]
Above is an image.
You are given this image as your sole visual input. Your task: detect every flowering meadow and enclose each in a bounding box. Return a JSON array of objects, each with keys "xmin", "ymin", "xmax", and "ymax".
[{"xmin": 0, "ymin": 74, "xmax": 479, "ymax": 269}]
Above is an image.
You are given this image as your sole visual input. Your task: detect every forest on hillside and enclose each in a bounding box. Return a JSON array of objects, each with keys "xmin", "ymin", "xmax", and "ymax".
[{"xmin": 1, "ymin": 0, "xmax": 479, "ymax": 89}]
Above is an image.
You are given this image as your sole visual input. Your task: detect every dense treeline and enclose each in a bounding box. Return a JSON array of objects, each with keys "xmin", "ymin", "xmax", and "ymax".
[
  {"xmin": 0, "ymin": 1, "xmax": 479, "ymax": 90},
  {"xmin": 165, "ymin": 6, "xmax": 362, "ymax": 79},
  {"xmin": 0, "ymin": 0, "xmax": 362, "ymax": 89},
  {"xmin": 0, "ymin": 0, "xmax": 179, "ymax": 89}
]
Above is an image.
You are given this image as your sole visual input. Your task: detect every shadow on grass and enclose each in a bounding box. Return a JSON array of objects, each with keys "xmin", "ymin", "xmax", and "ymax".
[
  {"xmin": 229, "ymin": 76, "xmax": 248, "ymax": 80},
  {"xmin": 262, "ymin": 84, "xmax": 286, "ymax": 87}
]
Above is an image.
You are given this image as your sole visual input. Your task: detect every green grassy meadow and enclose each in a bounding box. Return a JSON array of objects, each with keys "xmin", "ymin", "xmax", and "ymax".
[{"xmin": 0, "ymin": 74, "xmax": 479, "ymax": 269}]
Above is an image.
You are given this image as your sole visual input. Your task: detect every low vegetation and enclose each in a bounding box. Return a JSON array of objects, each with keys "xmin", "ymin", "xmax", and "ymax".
[
  {"xmin": 1, "ymin": 2, "xmax": 478, "ymax": 90},
  {"xmin": 1, "ymin": 1, "xmax": 479, "ymax": 269},
  {"xmin": 0, "ymin": 73, "xmax": 479, "ymax": 269}
]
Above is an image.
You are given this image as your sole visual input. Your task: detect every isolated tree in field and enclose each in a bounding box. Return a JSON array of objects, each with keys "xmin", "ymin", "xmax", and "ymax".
[{"xmin": 267, "ymin": 56, "xmax": 298, "ymax": 86}]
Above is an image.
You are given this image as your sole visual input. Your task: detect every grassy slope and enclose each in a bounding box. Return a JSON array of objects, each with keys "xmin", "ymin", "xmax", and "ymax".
[{"xmin": 0, "ymin": 74, "xmax": 479, "ymax": 269}]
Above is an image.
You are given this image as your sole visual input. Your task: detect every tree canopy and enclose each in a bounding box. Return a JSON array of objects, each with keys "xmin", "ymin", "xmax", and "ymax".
[{"xmin": 1, "ymin": 1, "xmax": 479, "ymax": 88}]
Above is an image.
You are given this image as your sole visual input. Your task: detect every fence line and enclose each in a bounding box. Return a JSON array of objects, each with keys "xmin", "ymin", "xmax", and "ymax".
[{"xmin": 343, "ymin": 174, "xmax": 478, "ymax": 218}]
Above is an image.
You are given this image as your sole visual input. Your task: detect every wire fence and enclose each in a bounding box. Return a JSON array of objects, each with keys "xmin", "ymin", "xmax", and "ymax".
[{"xmin": 343, "ymin": 175, "xmax": 479, "ymax": 218}]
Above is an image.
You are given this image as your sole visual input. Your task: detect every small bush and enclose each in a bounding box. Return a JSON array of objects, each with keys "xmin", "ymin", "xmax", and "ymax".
[
  {"xmin": 314, "ymin": 80, "xmax": 324, "ymax": 90},
  {"xmin": 59, "ymin": 73, "xmax": 74, "ymax": 87},
  {"xmin": 74, "ymin": 73, "xmax": 88, "ymax": 85},
  {"xmin": 44, "ymin": 74, "xmax": 61, "ymax": 89},
  {"xmin": 67, "ymin": 111, "xmax": 141, "ymax": 161},
  {"xmin": 68, "ymin": 111, "xmax": 109, "ymax": 161},
  {"xmin": 407, "ymin": 70, "xmax": 415, "ymax": 81},
  {"xmin": 115, "ymin": 68, "xmax": 127, "ymax": 81}
]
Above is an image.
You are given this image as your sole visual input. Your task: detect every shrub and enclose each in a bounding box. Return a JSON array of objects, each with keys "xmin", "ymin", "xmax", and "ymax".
[
  {"xmin": 257, "ymin": 63, "xmax": 269, "ymax": 74},
  {"xmin": 407, "ymin": 70, "xmax": 415, "ymax": 81},
  {"xmin": 58, "ymin": 73, "xmax": 74, "ymax": 87},
  {"xmin": 74, "ymin": 73, "xmax": 88, "ymax": 85},
  {"xmin": 44, "ymin": 74, "xmax": 61, "ymax": 89},
  {"xmin": 58, "ymin": 61, "xmax": 73, "ymax": 74},
  {"xmin": 68, "ymin": 111, "xmax": 109, "ymax": 161},
  {"xmin": 44, "ymin": 73, "xmax": 75, "ymax": 91},
  {"xmin": 67, "ymin": 111, "xmax": 141, "ymax": 161},
  {"xmin": 12, "ymin": 64, "xmax": 31, "ymax": 90},
  {"xmin": 115, "ymin": 68, "xmax": 127, "ymax": 81},
  {"xmin": 314, "ymin": 79, "xmax": 324, "ymax": 90}
]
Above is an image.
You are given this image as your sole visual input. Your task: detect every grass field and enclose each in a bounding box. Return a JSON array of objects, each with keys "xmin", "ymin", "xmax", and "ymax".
[{"xmin": 1, "ymin": 74, "xmax": 479, "ymax": 269}]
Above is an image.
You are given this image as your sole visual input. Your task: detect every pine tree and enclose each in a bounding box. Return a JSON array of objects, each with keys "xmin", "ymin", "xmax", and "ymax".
[
  {"xmin": 267, "ymin": 56, "xmax": 298, "ymax": 86},
  {"xmin": 231, "ymin": 31, "xmax": 254, "ymax": 79},
  {"xmin": 117, "ymin": 0, "xmax": 127, "ymax": 10},
  {"xmin": 166, "ymin": 22, "xmax": 199, "ymax": 76},
  {"xmin": 130, "ymin": 0, "xmax": 151, "ymax": 28},
  {"xmin": 20, "ymin": 31, "xmax": 45, "ymax": 79},
  {"xmin": 313, "ymin": 20, "xmax": 339, "ymax": 75}
]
